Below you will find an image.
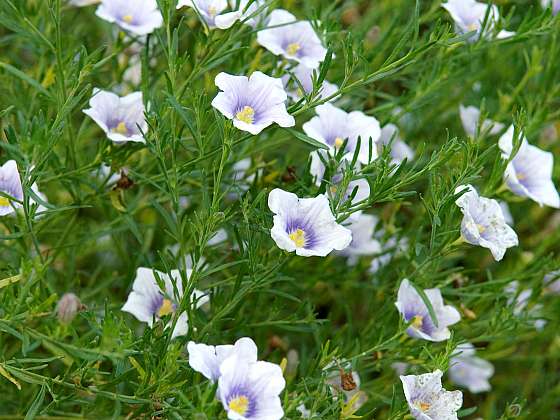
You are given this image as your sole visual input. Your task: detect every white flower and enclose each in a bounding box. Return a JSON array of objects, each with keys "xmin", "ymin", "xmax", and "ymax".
[
  {"xmin": 217, "ymin": 354, "xmax": 285, "ymax": 420},
  {"xmin": 369, "ymin": 235, "xmax": 408, "ymax": 274},
  {"xmin": 544, "ymin": 270, "xmax": 560, "ymax": 294},
  {"xmin": 499, "ymin": 201, "xmax": 513, "ymax": 225},
  {"xmin": 309, "ymin": 152, "xmax": 371, "ymax": 208},
  {"xmin": 498, "ymin": 125, "xmax": 560, "ymax": 208},
  {"xmin": 283, "ymin": 64, "xmax": 338, "ymax": 101},
  {"xmin": 337, "ymin": 213, "xmax": 381, "ymax": 265},
  {"xmin": 505, "ymin": 281, "xmax": 547, "ymax": 330},
  {"xmin": 0, "ymin": 160, "xmax": 23, "ymax": 217},
  {"xmin": 395, "ymin": 279, "xmax": 461, "ymax": 342},
  {"xmin": 400, "ymin": 370, "xmax": 463, "ymax": 420},
  {"xmin": 211, "ymin": 72, "xmax": 295, "ymax": 135},
  {"xmin": 455, "ymin": 184, "xmax": 518, "ymax": 261},
  {"xmin": 296, "ymin": 404, "xmax": 312, "ymax": 418},
  {"xmin": 96, "ymin": 0, "xmax": 163, "ymax": 35},
  {"xmin": 257, "ymin": 9, "xmax": 327, "ymax": 69},
  {"xmin": 214, "ymin": 0, "xmax": 269, "ymax": 29},
  {"xmin": 459, "ymin": 105, "xmax": 504, "ymax": 138},
  {"xmin": 303, "ymin": 103, "xmax": 381, "ymax": 164},
  {"xmin": 187, "ymin": 337, "xmax": 257, "ymax": 382},
  {"xmin": 378, "ymin": 123, "xmax": 415, "ymax": 164},
  {"xmin": 83, "ymin": 89, "xmax": 147, "ymax": 144},
  {"xmin": 442, "ymin": 0, "xmax": 514, "ymax": 42},
  {"xmin": 121, "ymin": 267, "xmax": 208, "ymax": 339},
  {"xmin": 176, "ymin": 0, "xmax": 227, "ymax": 28},
  {"xmin": 449, "ymin": 343, "xmax": 494, "ymax": 393},
  {"xmin": 541, "ymin": 0, "xmax": 560, "ymax": 15},
  {"xmin": 268, "ymin": 188, "xmax": 352, "ymax": 257}
]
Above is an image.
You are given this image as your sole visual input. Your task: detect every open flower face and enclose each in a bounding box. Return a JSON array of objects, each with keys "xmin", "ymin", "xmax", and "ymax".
[
  {"xmin": 303, "ymin": 103, "xmax": 381, "ymax": 164},
  {"xmin": 498, "ymin": 126, "xmax": 560, "ymax": 208},
  {"xmin": 0, "ymin": 160, "xmax": 23, "ymax": 217},
  {"xmin": 309, "ymin": 152, "xmax": 371, "ymax": 208},
  {"xmin": 455, "ymin": 184, "xmax": 519, "ymax": 261},
  {"xmin": 121, "ymin": 267, "xmax": 208, "ymax": 339},
  {"xmin": 395, "ymin": 279, "xmax": 461, "ymax": 342},
  {"xmin": 187, "ymin": 337, "xmax": 258, "ymax": 382},
  {"xmin": 459, "ymin": 105, "xmax": 505, "ymax": 138},
  {"xmin": 211, "ymin": 72, "xmax": 295, "ymax": 135},
  {"xmin": 83, "ymin": 89, "xmax": 148, "ymax": 144},
  {"xmin": 176, "ymin": 0, "xmax": 228, "ymax": 28},
  {"xmin": 449, "ymin": 343, "xmax": 494, "ymax": 393},
  {"xmin": 217, "ymin": 355, "xmax": 285, "ymax": 420},
  {"xmin": 96, "ymin": 0, "xmax": 163, "ymax": 35},
  {"xmin": 378, "ymin": 123, "xmax": 415, "ymax": 164},
  {"xmin": 400, "ymin": 370, "xmax": 463, "ymax": 420},
  {"xmin": 257, "ymin": 9, "xmax": 327, "ymax": 69},
  {"xmin": 283, "ymin": 64, "xmax": 338, "ymax": 101},
  {"xmin": 268, "ymin": 188, "xmax": 352, "ymax": 257},
  {"xmin": 442, "ymin": 0, "xmax": 513, "ymax": 41}
]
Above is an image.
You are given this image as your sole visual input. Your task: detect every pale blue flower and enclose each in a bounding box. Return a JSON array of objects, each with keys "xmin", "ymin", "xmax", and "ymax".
[
  {"xmin": 0, "ymin": 160, "xmax": 23, "ymax": 217},
  {"xmin": 395, "ymin": 279, "xmax": 461, "ymax": 342},
  {"xmin": 96, "ymin": 0, "xmax": 163, "ymax": 35},
  {"xmin": 378, "ymin": 123, "xmax": 415, "ymax": 164},
  {"xmin": 400, "ymin": 370, "xmax": 463, "ymax": 420},
  {"xmin": 459, "ymin": 105, "xmax": 504, "ymax": 138},
  {"xmin": 542, "ymin": 0, "xmax": 560, "ymax": 14},
  {"xmin": 455, "ymin": 184, "xmax": 518, "ymax": 261},
  {"xmin": 449, "ymin": 343, "xmax": 494, "ymax": 393},
  {"xmin": 498, "ymin": 126, "xmax": 560, "ymax": 208},
  {"xmin": 257, "ymin": 9, "xmax": 327, "ymax": 69},
  {"xmin": 268, "ymin": 188, "xmax": 352, "ymax": 257},
  {"xmin": 211, "ymin": 72, "xmax": 295, "ymax": 135}
]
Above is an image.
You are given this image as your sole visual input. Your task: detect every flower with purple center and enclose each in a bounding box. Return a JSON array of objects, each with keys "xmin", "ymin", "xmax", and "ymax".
[
  {"xmin": 336, "ymin": 213, "xmax": 381, "ymax": 265},
  {"xmin": 211, "ymin": 72, "xmax": 295, "ymax": 135},
  {"xmin": 455, "ymin": 184, "xmax": 518, "ymax": 261},
  {"xmin": 83, "ymin": 89, "xmax": 148, "ymax": 144},
  {"xmin": 459, "ymin": 104, "xmax": 505, "ymax": 138},
  {"xmin": 187, "ymin": 337, "xmax": 258, "ymax": 382},
  {"xmin": 0, "ymin": 160, "xmax": 23, "ymax": 217},
  {"xmin": 449, "ymin": 343, "xmax": 494, "ymax": 393},
  {"xmin": 542, "ymin": 0, "xmax": 560, "ymax": 15},
  {"xmin": 256, "ymin": 9, "xmax": 327, "ymax": 69},
  {"xmin": 378, "ymin": 123, "xmax": 415, "ymax": 165},
  {"xmin": 498, "ymin": 125, "xmax": 560, "ymax": 208},
  {"xmin": 96, "ymin": 0, "xmax": 163, "ymax": 35},
  {"xmin": 121, "ymin": 267, "xmax": 208, "ymax": 339},
  {"xmin": 217, "ymin": 354, "xmax": 285, "ymax": 420},
  {"xmin": 282, "ymin": 64, "xmax": 339, "ymax": 102},
  {"xmin": 309, "ymin": 151, "xmax": 371, "ymax": 208},
  {"xmin": 268, "ymin": 188, "xmax": 352, "ymax": 257},
  {"xmin": 395, "ymin": 279, "xmax": 461, "ymax": 342},
  {"xmin": 442, "ymin": 0, "xmax": 514, "ymax": 42},
  {"xmin": 303, "ymin": 103, "xmax": 381, "ymax": 164},
  {"xmin": 176, "ymin": 0, "xmax": 228, "ymax": 29},
  {"xmin": 400, "ymin": 370, "xmax": 463, "ymax": 420}
]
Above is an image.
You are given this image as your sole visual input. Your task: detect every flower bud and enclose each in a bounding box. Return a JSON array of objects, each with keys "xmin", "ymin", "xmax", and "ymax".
[{"xmin": 56, "ymin": 293, "xmax": 84, "ymax": 325}]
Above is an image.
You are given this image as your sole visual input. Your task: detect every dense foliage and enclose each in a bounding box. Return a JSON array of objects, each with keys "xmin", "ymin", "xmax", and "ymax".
[{"xmin": 0, "ymin": 0, "xmax": 559, "ymax": 419}]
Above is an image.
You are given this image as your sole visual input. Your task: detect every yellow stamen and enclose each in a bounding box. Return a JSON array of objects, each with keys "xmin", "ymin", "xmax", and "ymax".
[
  {"xmin": 334, "ymin": 137, "xmax": 344, "ymax": 148},
  {"xmin": 411, "ymin": 315, "xmax": 423, "ymax": 329},
  {"xmin": 0, "ymin": 197, "xmax": 9, "ymax": 207},
  {"xmin": 228, "ymin": 396, "xmax": 249, "ymax": 415},
  {"xmin": 112, "ymin": 121, "xmax": 129, "ymax": 135},
  {"xmin": 236, "ymin": 106, "xmax": 255, "ymax": 124},
  {"xmin": 477, "ymin": 224, "xmax": 486, "ymax": 234},
  {"xmin": 122, "ymin": 14, "xmax": 134, "ymax": 24},
  {"xmin": 418, "ymin": 402, "xmax": 430, "ymax": 412},
  {"xmin": 208, "ymin": 6, "xmax": 217, "ymax": 17},
  {"xmin": 158, "ymin": 298, "xmax": 174, "ymax": 317},
  {"xmin": 467, "ymin": 22, "xmax": 478, "ymax": 32},
  {"xmin": 330, "ymin": 185, "xmax": 338, "ymax": 194},
  {"xmin": 517, "ymin": 172, "xmax": 526, "ymax": 181},
  {"xmin": 289, "ymin": 228, "xmax": 306, "ymax": 248},
  {"xmin": 286, "ymin": 42, "xmax": 301, "ymax": 56}
]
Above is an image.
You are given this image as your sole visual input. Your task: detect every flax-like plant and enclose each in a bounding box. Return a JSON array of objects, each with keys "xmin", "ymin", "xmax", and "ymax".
[{"xmin": 0, "ymin": 0, "xmax": 559, "ymax": 419}]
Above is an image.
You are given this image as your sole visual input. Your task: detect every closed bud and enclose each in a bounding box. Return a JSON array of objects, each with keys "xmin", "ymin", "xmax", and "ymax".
[{"xmin": 56, "ymin": 293, "xmax": 84, "ymax": 325}]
